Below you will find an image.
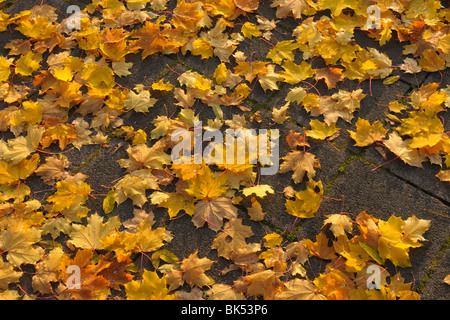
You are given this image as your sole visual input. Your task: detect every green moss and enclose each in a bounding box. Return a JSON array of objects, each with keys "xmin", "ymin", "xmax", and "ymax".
[{"xmin": 416, "ymin": 235, "xmax": 450, "ymax": 294}]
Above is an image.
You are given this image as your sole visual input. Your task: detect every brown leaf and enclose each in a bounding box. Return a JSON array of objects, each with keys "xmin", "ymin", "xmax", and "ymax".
[
  {"xmin": 314, "ymin": 67, "xmax": 345, "ymax": 89},
  {"xmin": 193, "ymin": 197, "xmax": 238, "ymax": 232},
  {"xmin": 279, "ymin": 150, "xmax": 320, "ymax": 184},
  {"xmin": 181, "ymin": 250, "xmax": 214, "ymax": 288}
]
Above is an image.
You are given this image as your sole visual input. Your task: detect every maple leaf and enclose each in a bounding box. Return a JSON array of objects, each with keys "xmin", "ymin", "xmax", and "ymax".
[
  {"xmin": 279, "ymin": 60, "xmax": 314, "ymax": 85},
  {"xmin": 0, "ymin": 153, "xmax": 40, "ymax": 186},
  {"xmin": 0, "ymin": 125, "xmax": 44, "ymax": 164},
  {"xmin": 180, "ymin": 250, "xmax": 214, "ymax": 288},
  {"xmin": 205, "ymin": 283, "xmax": 245, "ymax": 300},
  {"xmin": 130, "ymin": 219, "xmax": 173, "ymax": 253},
  {"xmin": 314, "ymin": 67, "xmax": 345, "ymax": 89},
  {"xmin": 285, "ymin": 86, "xmax": 307, "ymax": 105},
  {"xmin": 286, "ymin": 130, "xmax": 309, "ymax": 150},
  {"xmin": 0, "ymin": 260, "xmax": 22, "ymax": 290},
  {"xmin": 35, "ymin": 155, "xmax": 71, "ymax": 185},
  {"xmin": 270, "ymin": 0, "xmax": 316, "ymax": 19},
  {"xmin": 285, "ymin": 179, "xmax": 323, "ymax": 218},
  {"xmin": 151, "ymin": 79, "xmax": 174, "ymax": 92},
  {"xmin": 15, "ymin": 51, "xmax": 42, "ymax": 77},
  {"xmin": 348, "ymin": 118, "xmax": 388, "ymax": 147},
  {"xmin": 98, "ymin": 28, "xmax": 130, "ymax": 61},
  {"xmin": 247, "ymin": 199, "xmax": 266, "ymax": 221},
  {"xmin": 0, "ymin": 223, "xmax": 43, "ymax": 267},
  {"xmin": 383, "ymin": 131, "xmax": 425, "ymax": 168},
  {"xmin": 436, "ymin": 170, "xmax": 450, "ymax": 182},
  {"xmin": 324, "ymin": 214, "xmax": 353, "ymax": 237},
  {"xmin": 113, "ymin": 170, "xmax": 159, "ymax": 207},
  {"xmin": 46, "ymin": 180, "xmax": 91, "ymax": 218},
  {"xmin": 401, "ymin": 215, "xmax": 431, "ymax": 243},
  {"xmin": 377, "ymin": 214, "xmax": 429, "ymax": 267},
  {"xmin": 193, "ymin": 197, "xmax": 238, "ymax": 231},
  {"xmin": 305, "ymin": 119, "xmax": 340, "ymax": 141},
  {"xmin": 60, "ymin": 249, "xmax": 112, "ymax": 300},
  {"xmin": 32, "ymin": 247, "xmax": 64, "ymax": 294},
  {"xmin": 68, "ymin": 213, "xmax": 121, "ymax": 250},
  {"xmin": 279, "ymin": 150, "xmax": 320, "ymax": 184},
  {"xmin": 259, "ymin": 246, "xmax": 286, "ymax": 271},
  {"xmin": 243, "ymin": 269, "xmax": 283, "ymax": 299},
  {"xmin": 399, "ymin": 57, "xmax": 422, "ymax": 74},
  {"xmin": 15, "ymin": 16, "xmax": 56, "ymax": 40},
  {"xmin": 125, "ymin": 88, "xmax": 157, "ymax": 113},
  {"xmin": 343, "ymin": 49, "xmax": 392, "ymax": 81},
  {"xmin": 304, "ymin": 232, "xmax": 336, "ymax": 260},
  {"xmin": 117, "ymin": 143, "xmax": 171, "ymax": 172},
  {"xmin": 241, "ymin": 22, "xmax": 261, "ymax": 39},
  {"xmin": 41, "ymin": 120, "xmax": 78, "ymax": 150},
  {"xmin": 129, "ymin": 21, "xmax": 171, "ymax": 59},
  {"xmin": 242, "ymin": 185, "xmax": 274, "ymax": 198},
  {"xmin": 266, "ymin": 40, "xmax": 298, "ymax": 64},
  {"xmin": 0, "ymin": 56, "xmax": 11, "ymax": 82},
  {"xmin": 150, "ymin": 191, "xmax": 195, "ymax": 218},
  {"xmin": 112, "ymin": 60, "xmax": 133, "ymax": 77},
  {"xmin": 271, "ymin": 102, "xmax": 290, "ymax": 124},
  {"xmin": 172, "ymin": 0, "xmax": 210, "ymax": 32},
  {"xmin": 275, "ymin": 279, "xmax": 325, "ymax": 300},
  {"xmin": 234, "ymin": 60, "xmax": 268, "ymax": 82},
  {"xmin": 313, "ymin": 268, "xmax": 352, "ymax": 300},
  {"xmin": 125, "ymin": 269, "xmax": 174, "ymax": 300},
  {"xmin": 418, "ymin": 49, "xmax": 446, "ymax": 72},
  {"xmin": 184, "ymin": 165, "xmax": 229, "ymax": 200},
  {"xmin": 174, "ymin": 87, "xmax": 195, "ymax": 109},
  {"xmin": 10, "ymin": 100, "xmax": 42, "ymax": 126},
  {"xmin": 212, "ymin": 218, "xmax": 254, "ymax": 258},
  {"xmin": 81, "ymin": 64, "xmax": 116, "ymax": 98}
]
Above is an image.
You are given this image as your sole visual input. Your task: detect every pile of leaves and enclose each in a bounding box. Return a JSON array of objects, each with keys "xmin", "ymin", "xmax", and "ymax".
[{"xmin": 0, "ymin": 0, "xmax": 448, "ymax": 300}]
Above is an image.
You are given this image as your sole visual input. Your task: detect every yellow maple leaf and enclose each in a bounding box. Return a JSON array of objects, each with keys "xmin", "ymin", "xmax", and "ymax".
[
  {"xmin": 418, "ymin": 49, "xmax": 446, "ymax": 72},
  {"xmin": 125, "ymin": 269, "xmax": 174, "ymax": 300},
  {"xmin": 348, "ymin": 118, "xmax": 388, "ymax": 147},
  {"xmin": 185, "ymin": 165, "xmax": 228, "ymax": 200},
  {"xmin": 46, "ymin": 180, "xmax": 92, "ymax": 217},
  {"xmin": 377, "ymin": 214, "xmax": 429, "ymax": 267},
  {"xmin": 0, "ymin": 260, "xmax": 22, "ymax": 290},
  {"xmin": 0, "ymin": 56, "xmax": 11, "ymax": 82},
  {"xmin": 324, "ymin": 214, "xmax": 353, "ymax": 237},
  {"xmin": 151, "ymin": 79, "xmax": 174, "ymax": 92},
  {"xmin": 266, "ymin": 40, "xmax": 298, "ymax": 64},
  {"xmin": 242, "ymin": 185, "xmax": 274, "ymax": 198},
  {"xmin": 180, "ymin": 250, "xmax": 214, "ymax": 287},
  {"xmin": 213, "ymin": 63, "xmax": 228, "ymax": 85},
  {"xmin": 68, "ymin": 213, "xmax": 121, "ymax": 250},
  {"xmin": 191, "ymin": 38, "xmax": 214, "ymax": 59},
  {"xmin": 279, "ymin": 150, "xmax": 320, "ymax": 184},
  {"xmin": 279, "ymin": 60, "xmax": 314, "ymax": 84},
  {"xmin": 241, "ymin": 22, "xmax": 262, "ymax": 39},
  {"xmin": 15, "ymin": 16, "xmax": 56, "ymax": 40},
  {"xmin": 313, "ymin": 268, "xmax": 351, "ymax": 300},
  {"xmin": 263, "ymin": 233, "xmax": 283, "ymax": 248},
  {"xmin": 305, "ymin": 119, "xmax": 340, "ymax": 141},
  {"xmin": 0, "ymin": 153, "xmax": 40, "ymax": 186},
  {"xmin": 41, "ymin": 121, "xmax": 77, "ymax": 150},
  {"xmin": 81, "ymin": 64, "xmax": 116, "ymax": 98},
  {"xmin": 0, "ymin": 223, "xmax": 43, "ymax": 267},
  {"xmin": 15, "ymin": 51, "xmax": 42, "ymax": 77},
  {"xmin": 285, "ymin": 179, "xmax": 323, "ymax": 218}
]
